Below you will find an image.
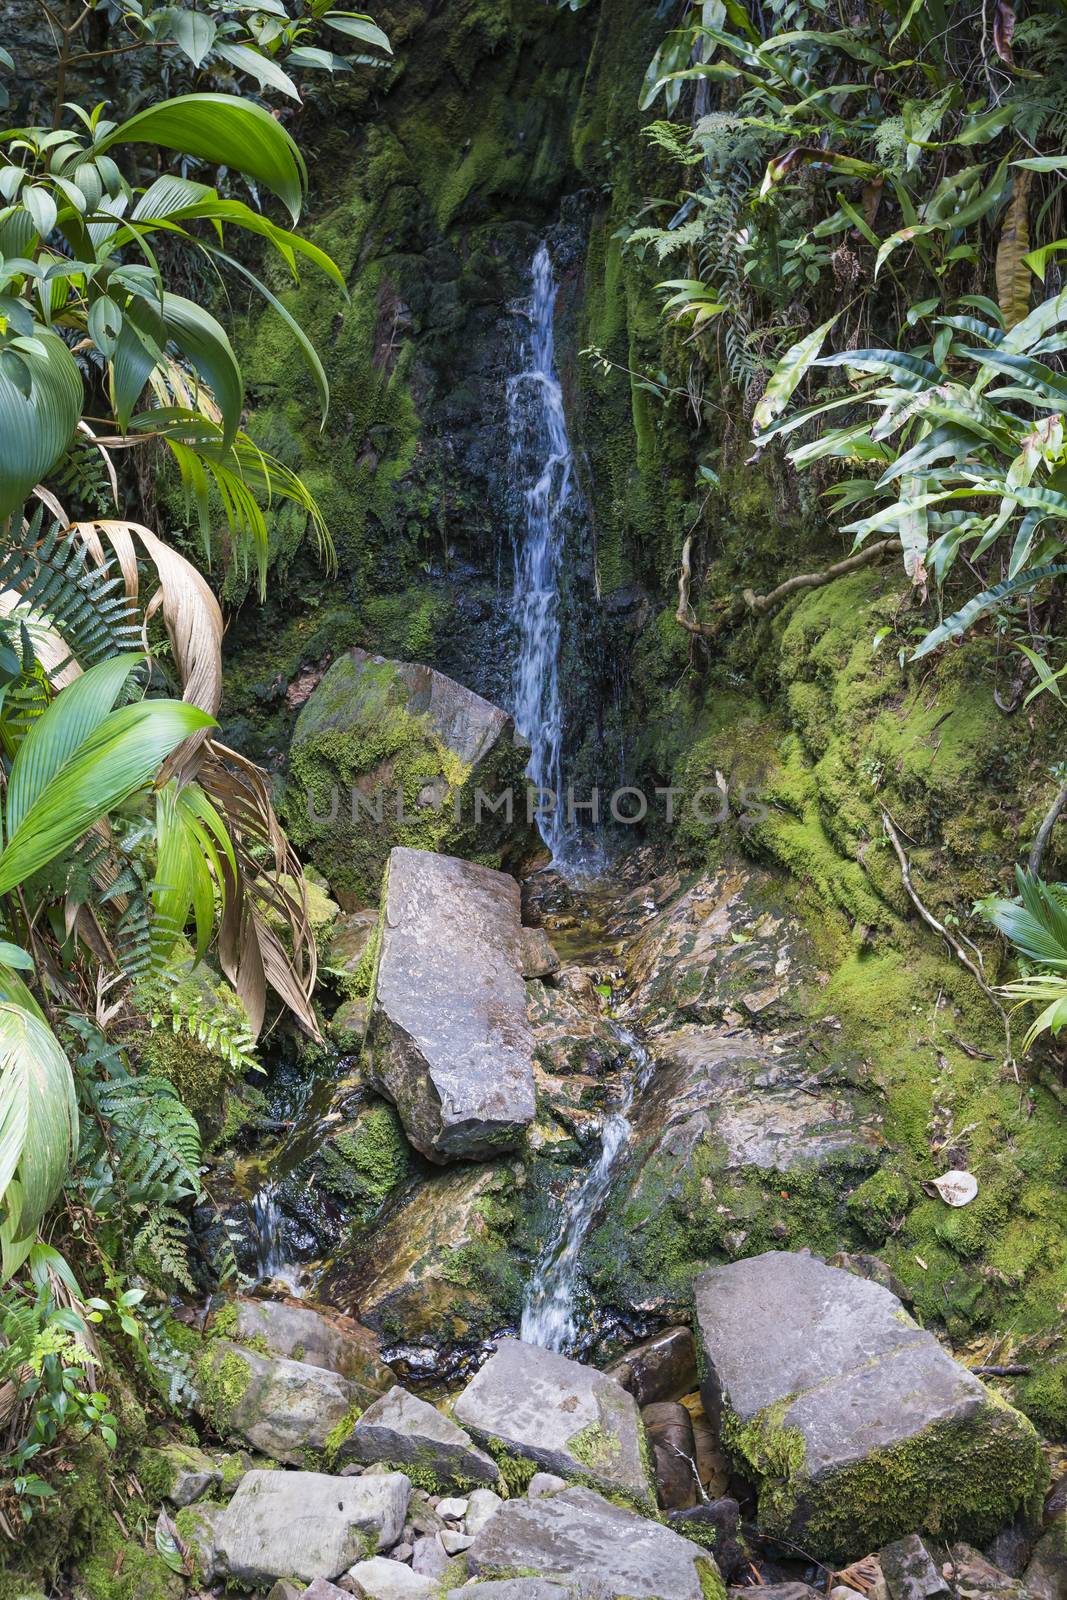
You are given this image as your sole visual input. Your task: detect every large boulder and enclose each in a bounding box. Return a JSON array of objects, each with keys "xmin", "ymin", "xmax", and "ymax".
[
  {"xmin": 337, "ymin": 1384, "xmax": 501, "ymax": 1489},
  {"xmin": 365, "ymin": 848, "xmax": 536, "ymax": 1162},
  {"xmin": 209, "ymin": 1296, "xmax": 393, "ymax": 1397},
  {"xmin": 287, "ymin": 649, "xmax": 536, "ymax": 905},
  {"xmin": 193, "ymin": 1340, "xmax": 363, "ymax": 1464},
  {"xmin": 213, "ymin": 1469, "xmax": 410, "ymax": 1584},
  {"xmin": 452, "ymin": 1339, "xmax": 655, "ymax": 1513},
  {"xmin": 466, "ymin": 1484, "xmax": 724, "ymax": 1600},
  {"xmin": 694, "ymin": 1251, "xmax": 1045, "ymax": 1562}
]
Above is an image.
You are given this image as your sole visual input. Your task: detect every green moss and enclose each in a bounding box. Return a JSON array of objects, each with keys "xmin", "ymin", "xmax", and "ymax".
[
  {"xmin": 173, "ymin": 1503, "xmax": 223, "ymax": 1587},
  {"xmin": 193, "ymin": 1344, "xmax": 252, "ymax": 1437},
  {"xmin": 210, "ymin": 1301, "xmax": 239, "ymax": 1340},
  {"xmin": 81, "ymin": 1533, "xmax": 186, "ymax": 1600},
  {"xmin": 485, "ymin": 1438, "xmax": 539, "ymax": 1497},
  {"xmin": 323, "ymin": 1400, "xmax": 365, "ymax": 1467},
  {"xmin": 317, "ymin": 1101, "xmax": 411, "ymax": 1218},
  {"xmin": 846, "ymin": 1168, "xmax": 913, "ymax": 1244},
  {"xmin": 568, "ymin": 1421, "xmax": 621, "ymax": 1472},
  {"xmin": 697, "ymin": 1558, "xmax": 729, "ymax": 1600}
]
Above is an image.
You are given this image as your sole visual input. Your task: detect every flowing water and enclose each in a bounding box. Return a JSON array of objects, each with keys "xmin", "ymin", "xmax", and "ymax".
[{"xmin": 507, "ymin": 241, "xmax": 580, "ymax": 860}]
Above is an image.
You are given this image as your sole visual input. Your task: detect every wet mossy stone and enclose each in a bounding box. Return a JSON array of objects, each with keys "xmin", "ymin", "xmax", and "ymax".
[
  {"xmin": 286, "ymin": 648, "xmax": 537, "ymax": 906},
  {"xmin": 193, "ymin": 1339, "xmax": 366, "ymax": 1464},
  {"xmin": 694, "ymin": 1251, "xmax": 1046, "ymax": 1563},
  {"xmin": 337, "ymin": 1383, "xmax": 502, "ymax": 1489},
  {"xmin": 207, "ymin": 1295, "xmax": 394, "ymax": 1393}
]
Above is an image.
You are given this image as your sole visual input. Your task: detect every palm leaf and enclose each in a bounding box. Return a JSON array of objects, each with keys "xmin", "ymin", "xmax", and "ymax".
[
  {"xmin": 0, "ymin": 1002, "xmax": 77, "ymax": 1280},
  {"xmin": 911, "ymin": 564, "xmax": 1067, "ymax": 659},
  {"xmin": 0, "ymin": 331, "xmax": 83, "ymax": 518}
]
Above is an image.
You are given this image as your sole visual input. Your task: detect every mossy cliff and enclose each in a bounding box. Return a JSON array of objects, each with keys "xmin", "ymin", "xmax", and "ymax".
[{"xmin": 213, "ymin": 0, "xmax": 1067, "ymax": 1439}]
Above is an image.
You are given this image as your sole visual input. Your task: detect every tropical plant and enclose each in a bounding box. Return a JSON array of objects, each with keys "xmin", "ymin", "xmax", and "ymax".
[{"xmin": 980, "ymin": 867, "xmax": 1067, "ymax": 1052}]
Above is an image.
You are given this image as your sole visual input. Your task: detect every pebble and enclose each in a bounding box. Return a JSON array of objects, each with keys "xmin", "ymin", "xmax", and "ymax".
[
  {"xmin": 439, "ymin": 1529, "xmax": 472, "ymax": 1555},
  {"xmin": 410, "ymin": 1534, "xmax": 449, "ymax": 1580},
  {"xmin": 435, "ymin": 1496, "xmax": 469, "ymax": 1521},
  {"xmin": 527, "ymin": 1472, "xmax": 568, "ymax": 1498}
]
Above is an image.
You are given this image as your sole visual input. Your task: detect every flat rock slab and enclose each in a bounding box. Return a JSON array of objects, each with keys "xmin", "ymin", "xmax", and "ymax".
[
  {"xmin": 215, "ymin": 1469, "xmax": 410, "ymax": 1584},
  {"xmin": 340, "ymin": 1384, "xmax": 500, "ymax": 1488},
  {"xmin": 366, "ymin": 848, "xmax": 536, "ymax": 1162},
  {"xmin": 195, "ymin": 1340, "xmax": 362, "ymax": 1465},
  {"xmin": 694, "ymin": 1251, "xmax": 1044, "ymax": 1561},
  {"xmin": 448, "ymin": 1584, "xmax": 578, "ymax": 1600},
  {"xmin": 466, "ymin": 1484, "xmax": 721, "ymax": 1600},
  {"xmin": 453, "ymin": 1339, "xmax": 654, "ymax": 1512},
  {"xmin": 214, "ymin": 1297, "xmax": 393, "ymax": 1394}
]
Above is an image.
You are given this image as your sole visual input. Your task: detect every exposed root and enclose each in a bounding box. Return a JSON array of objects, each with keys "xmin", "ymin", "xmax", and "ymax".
[{"xmin": 1028, "ymin": 781, "xmax": 1067, "ymax": 877}]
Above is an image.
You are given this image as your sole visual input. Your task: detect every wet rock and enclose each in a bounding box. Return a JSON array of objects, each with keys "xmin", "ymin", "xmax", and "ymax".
[
  {"xmin": 625, "ymin": 867, "xmax": 817, "ymax": 1030},
  {"xmin": 695, "ymin": 1253, "xmax": 1045, "ymax": 1562},
  {"xmin": 331, "ymin": 996, "xmax": 370, "ymax": 1048},
  {"xmin": 312, "ymin": 1100, "xmax": 414, "ymax": 1223},
  {"xmin": 1022, "ymin": 1514, "xmax": 1067, "ymax": 1600},
  {"xmin": 288, "ymin": 649, "xmax": 535, "ymax": 905},
  {"xmin": 319, "ymin": 1162, "xmax": 520, "ymax": 1358},
  {"xmin": 642, "ymin": 1401, "xmax": 699, "ymax": 1511},
  {"xmin": 346, "ymin": 1558, "xmax": 441, "ymax": 1600},
  {"xmin": 194, "ymin": 1340, "xmax": 366, "ymax": 1464},
  {"xmin": 946, "ymin": 1543, "xmax": 1028, "ymax": 1598},
  {"xmin": 176, "ymin": 1501, "xmax": 226, "ymax": 1585},
  {"xmin": 325, "ymin": 909, "xmax": 380, "ymax": 992},
  {"xmin": 465, "ymin": 1488, "xmax": 504, "ymax": 1535},
  {"xmin": 466, "ymin": 1483, "xmax": 722, "ymax": 1599},
  {"xmin": 983, "ymin": 1519, "xmax": 1035, "ymax": 1579},
  {"xmin": 528, "ymin": 1473, "xmax": 568, "ymax": 1498},
  {"xmin": 526, "ymin": 970, "xmax": 622, "ymax": 1078},
  {"xmin": 214, "ymin": 1469, "xmax": 410, "ymax": 1584},
  {"xmin": 453, "ymin": 1338, "xmax": 655, "ymax": 1512},
  {"xmin": 210, "ymin": 1296, "xmax": 393, "ymax": 1395},
  {"xmin": 669, "ymin": 1497, "xmax": 746, "ymax": 1583},
  {"xmin": 608, "ymin": 1327, "xmax": 696, "ymax": 1406},
  {"xmin": 881, "ymin": 1535, "xmax": 951, "ymax": 1600},
  {"xmin": 337, "ymin": 1385, "xmax": 500, "ymax": 1488},
  {"xmin": 521, "ymin": 927, "xmax": 561, "ymax": 979},
  {"xmin": 365, "ymin": 848, "xmax": 536, "ymax": 1163}
]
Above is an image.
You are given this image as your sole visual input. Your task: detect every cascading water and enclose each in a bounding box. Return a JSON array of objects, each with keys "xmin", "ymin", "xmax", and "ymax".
[
  {"xmin": 521, "ymin": 1028, "xmax": 653, "ymax": 1352},
  {"xmin": 507, "ymin": 241, "xmax": 578, "ymax": 860}
]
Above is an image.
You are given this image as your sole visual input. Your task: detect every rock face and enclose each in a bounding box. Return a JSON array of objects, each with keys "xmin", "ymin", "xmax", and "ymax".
[
  {"xmin": 194, "ymin": 1341, "xmax": 363, "ymax": 1465},
  {"xmin": 694, "ymin": 1251, "xmax": 1044, "ymax": 1562},
  {"xmin": 365, "ymin": 847, "xmax": 536, "ymax": 1162},
  {"xmin": 608, "ymin": 1327, "xmax": 696, "ymax": 1406},
  {"xmin": 466, "ymin": 1484, "xmax": 723, "ymax": 1600},
  {"xmin": 213, "ymin": 1469, "xmax": 410, "ymax": 1583},
  {"xmin": 338, "ymin": 1385, "xmax": 501, "ymax": 1488},
  {"xmin": 452, "ymin": 1339, "xmax": 655, "ymax": 1512},
  {"xmin": 318, "ymin": 1161, "xmax": 521, "ymax": 1362},
  {"xmin": 287, "ymin": 649, "xmax": 536, "ymax": 905}
]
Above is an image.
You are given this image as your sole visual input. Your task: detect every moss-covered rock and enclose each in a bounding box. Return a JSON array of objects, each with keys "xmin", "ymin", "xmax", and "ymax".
[{"xmin": 286, "ymin": 648, "xmax": 537, "ymax": 904}]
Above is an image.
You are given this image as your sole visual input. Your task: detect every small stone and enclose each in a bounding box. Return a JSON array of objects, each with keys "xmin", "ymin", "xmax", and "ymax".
[
  {"xmin": 984, "ymin": 1520, "xmax": 1035, "ymax": 1579},
  {"xmin": 435, "ymin": 1496, "xmax": 469, "ymax": 1521},
  {"xmin": 464, "ymin": 1488, "xmax": 503, "ymax": 1535},
  {"xmin": 410, "ymin": 1509, "xmax": 445, "ymax": 1536},
  {"xmin": 410, "ymin": 1534, "xmax": 449, "ymax": 1580},
  {"xmin": 341, "ymin": 1463, "xmax": 365, "ymax": 1477},
  {"xmin": 346, "ymin": 1556, "xmax": 443, "ymax": 1599},
  {"xmin": 268, "ymin": 1581, "xmax": 303, "ymax": 1600},
  {"xmin": 390, "ymin": 1543, "xmax": 414, "ymax": 1564},
  {"xmin": 1023, "ymin": 1512, "xmax": 1067, "ymax": 1600},
  {"xmin": 831, "ymin": 1588, "xmax": 860, "ymax": 1600},
  {"xmin": 880, "ymin": 1534, "xmax": 951, "ymax": 1600},
  {"xmin": 439, "ymin": 1530, "xmax": 472, "ymax": 1555},
  {"xmin": 642, "ymin": 1400, "xmax": 699, "ymax": 1511},
  {"xmin": 527, "ymin": 1473, "xmax": 567, "ymax": 1498},
  {"xmin": 520, "ymin": 927, "xmax": 561, "ymax": 979},
  {"xmin": 302, "ymin": 1582, "xmax": 352, "ymax": 1600},
  {"xmin": 607, "ymin": 1328, "xmax": 696, "ymax": 1407},
  {"xmin": 729, "ymin": 1588, "xmax": 822, "ymax": 1600}
]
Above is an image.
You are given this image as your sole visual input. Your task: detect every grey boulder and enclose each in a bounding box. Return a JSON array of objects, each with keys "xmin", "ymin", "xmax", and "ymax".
[
  {"xmin": 466, "ymin": 1484, "xmax": 722, "ymax": 1600},
  {"xmin": 449, "ymin": 1585, "xmax": 578, "ymax": 1599},
  {"xmin": 214, "ymin": 1469, "xmax": 410, "ymax": 1584},
  {"xmin": 695, "ymin": 1251, "xmax": 1045, "ymax": 1562},
  {"xmin": 365, "ymin": 848, "xmax": 536, "ymax": 1163},
  {"xmin": 338, "ymin": 1384, "xmax": 500, "ymax": 1488},
  {"xmin": 345, "ymin": 1558, "xmax": 442, "ymax": 1599},
  {"xmin": 194, "ymin": 1340, "xmax": 363, "ymax": 1464},
  {"xmin": 453, "ymin": 1339, "xmax": 654, "ymax": 1512},
  {"xmin": 213, "ymin": 1296, "xmax": 392, "ymax": 1396}
]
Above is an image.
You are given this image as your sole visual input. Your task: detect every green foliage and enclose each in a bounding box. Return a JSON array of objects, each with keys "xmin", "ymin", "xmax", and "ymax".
[{"xmin": 981, "ymin": 867, "xmax": 1067, "ymax": 1052}]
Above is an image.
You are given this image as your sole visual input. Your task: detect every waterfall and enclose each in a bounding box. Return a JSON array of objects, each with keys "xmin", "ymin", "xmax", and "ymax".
[
  {"xmin": 521, "ymin": 1028, "xmax": 653, "ymax": 1352},
  {"xmin": 507, "ymin": 241, "xmax": 578, "ymax": 859}
]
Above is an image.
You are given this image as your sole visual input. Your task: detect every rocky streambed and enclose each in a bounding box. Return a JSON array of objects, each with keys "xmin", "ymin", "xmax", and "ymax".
[{"xmin": 176, "ymin": 648, "xmax": 1065, "ymax": 1600}]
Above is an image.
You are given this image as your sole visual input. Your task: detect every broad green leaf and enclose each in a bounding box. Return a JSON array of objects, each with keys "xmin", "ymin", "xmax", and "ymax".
[
  {"xmin": 99, "ymin": 94, "xmax": 307, "ymax": 222},
  {"xmin": 752, "ymin": 312, "xmax": 838, "ymax": 433},
  {"xmin": 161, "ymin": 293, "xmax": 243, "ymax": 447},
  {"xmin": 0, "ymin": 328, "xmax": 82, "ymax": 518},
  {"xmin": 0, "ymin": 699, "xmax": 214, "ymax": 896},
  {"xmin": 0, "ymin": 1002, "xmax": 77, "ymax": 1280},
  {"xmin": 0, "ymin": 942, "xmax": 32, "ymax": 970},
  {"xmin": 323, "ymin": 13, "xmax": 392, "ymax": 51},
  {"xmin": 912, "ymin": 564, "xmax": 1067, "ymax": 659},
  {"xmin": 214, "ymin": 42, "xmax": 300, "ymax": 101},
  {"xmin": 166, "ymin": 8, "xmax": 217, "ymax": 66},
  {"xmin": 22, "ymin": 184, "xmax": 56, "ymax": 240}
]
